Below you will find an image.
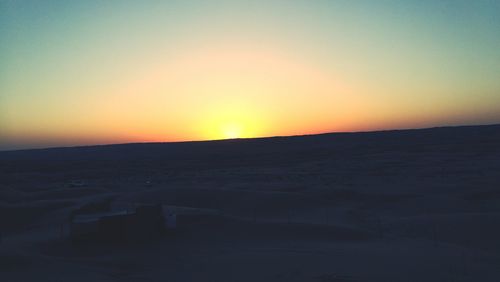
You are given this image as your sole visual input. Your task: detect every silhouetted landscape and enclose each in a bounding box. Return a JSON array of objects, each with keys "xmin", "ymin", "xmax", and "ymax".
[{"xmin": 1, "ymin": 124, "xmax": 500, "ymax": 281}]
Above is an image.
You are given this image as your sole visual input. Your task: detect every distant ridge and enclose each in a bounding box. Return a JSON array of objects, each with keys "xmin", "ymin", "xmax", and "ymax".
[
  {"xmin": 1, "ymin": 123, "xmax": 499, "ymax": 153},
  {"xmin": 1, "ymin": 123, "xmax": 499, "ymax": 174},
  {"xmin": 0, "ymin": 124, "xmax": 500, "ymax": 154}
]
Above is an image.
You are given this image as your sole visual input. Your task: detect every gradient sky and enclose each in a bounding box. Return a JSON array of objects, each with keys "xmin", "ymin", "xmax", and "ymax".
[{"xmin": 1, "ymin": 0, "xmax": 500, "ymax": 150}]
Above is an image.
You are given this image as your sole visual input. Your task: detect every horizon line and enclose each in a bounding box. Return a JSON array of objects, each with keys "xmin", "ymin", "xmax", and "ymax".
[{"xmin": 1, "ymin": 122, "xmax": 499, "ymax": 153}]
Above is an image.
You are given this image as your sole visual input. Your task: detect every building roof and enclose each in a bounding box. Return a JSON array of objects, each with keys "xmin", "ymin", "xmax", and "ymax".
[{"xmin": 72, "ymin": 210, "xmax": 130, "ymax": 224}]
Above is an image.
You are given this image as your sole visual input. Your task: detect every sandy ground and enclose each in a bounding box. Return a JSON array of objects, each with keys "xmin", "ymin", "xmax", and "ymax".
[{"xmin": 1, "ymin": 125, "xmax": 500, "ymax": 281}]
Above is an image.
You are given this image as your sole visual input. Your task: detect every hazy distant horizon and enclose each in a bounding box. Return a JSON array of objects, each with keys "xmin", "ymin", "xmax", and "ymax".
[{"xmin": 2, "ymin": 121, "xmax": 499, "ymax": 152}]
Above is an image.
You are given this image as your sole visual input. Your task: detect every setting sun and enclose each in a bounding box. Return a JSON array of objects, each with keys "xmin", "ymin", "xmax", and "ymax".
[
  {"xmin": 201, "ymin": 110, "xmax": 265, "ymax": 141},
  {"xmin": 221, "ymin": 122, "xmax": 243, "ymax": 139}
]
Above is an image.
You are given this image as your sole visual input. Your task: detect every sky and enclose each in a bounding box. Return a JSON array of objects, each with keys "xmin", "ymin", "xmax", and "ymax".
[{"xmin": 1, "ymin": 0, "xmax": 500, "ymax": 150}]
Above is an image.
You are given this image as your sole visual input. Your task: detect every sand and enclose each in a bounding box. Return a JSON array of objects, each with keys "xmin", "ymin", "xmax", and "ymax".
[{"xmin": 1, "ymin": 124, "xmax": 499, "ymax": 281}]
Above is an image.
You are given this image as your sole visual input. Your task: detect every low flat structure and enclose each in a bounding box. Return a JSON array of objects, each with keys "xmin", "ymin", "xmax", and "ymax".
[{"xmin": 70, "ymin": 204, "xmax": 176, "ymax": 244}]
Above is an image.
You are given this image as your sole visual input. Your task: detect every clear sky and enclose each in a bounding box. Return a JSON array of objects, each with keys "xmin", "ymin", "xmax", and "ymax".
[{"xmin": 1, "ymin": 0, "xmax": 500, "ymax": 150}]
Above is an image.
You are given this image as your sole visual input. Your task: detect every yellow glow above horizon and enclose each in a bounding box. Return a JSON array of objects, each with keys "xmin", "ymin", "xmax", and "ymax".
[
  {"xmin": 200, "ymin": 104, "xmax": 266, "ymax": 140},
  {"xmin": 96, "ymin": 42, "xmax": 353, "ymax": 142},
  {"xmin": 221, "ymin": 122, "xmax": 243, "ymax": 139}
]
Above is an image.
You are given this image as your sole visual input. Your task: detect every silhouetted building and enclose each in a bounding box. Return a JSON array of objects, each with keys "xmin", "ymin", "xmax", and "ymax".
[{"xmin": 70, "ymin": 203, "xmax": 176, "ymax": 244}]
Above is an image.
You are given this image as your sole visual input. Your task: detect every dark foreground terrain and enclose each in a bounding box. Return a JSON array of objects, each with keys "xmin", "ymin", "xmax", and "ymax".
[{"xmin": 1, "ymin": 125, "xmax": 500, "ymax": 282}]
